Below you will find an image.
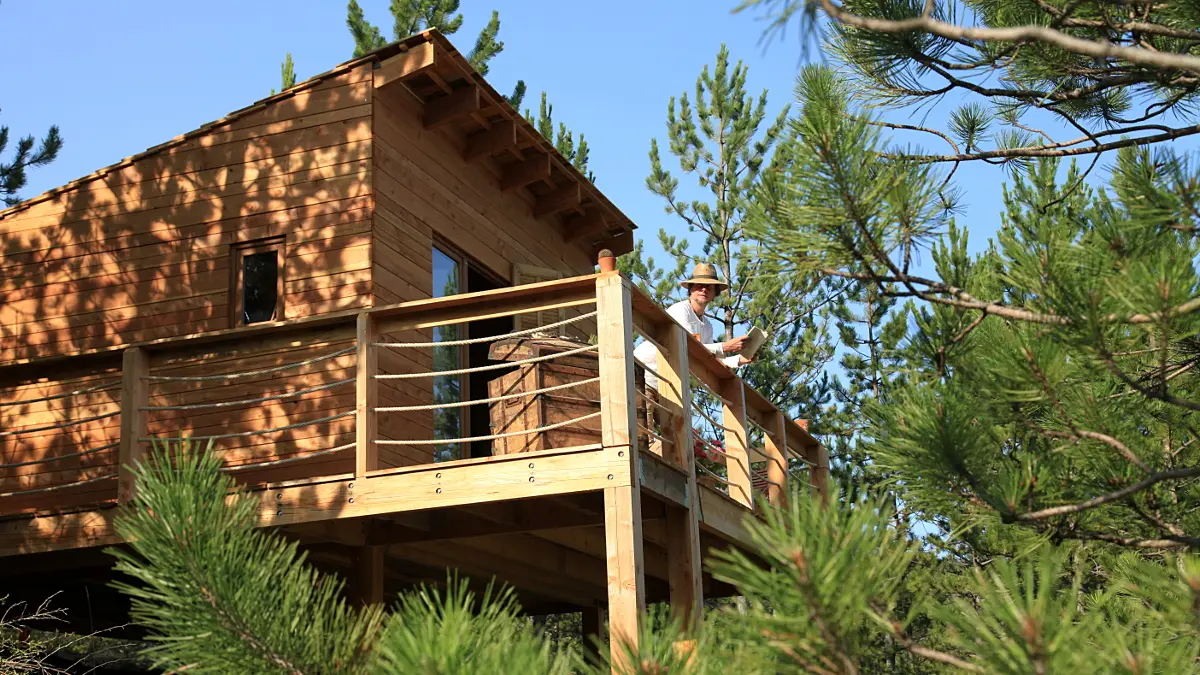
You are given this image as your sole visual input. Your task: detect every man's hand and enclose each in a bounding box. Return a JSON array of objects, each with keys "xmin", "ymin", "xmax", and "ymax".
[
  {"xmin": 722, "ymin": 335, "xmax": 749, "ymax": 354},
  {"xmin": 737, "ymin": 355, "xmax": 754, "ymax": 366}
]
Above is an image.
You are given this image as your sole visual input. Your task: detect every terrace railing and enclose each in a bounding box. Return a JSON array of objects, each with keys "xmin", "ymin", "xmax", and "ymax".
[{"xmin": 0, "ymin": 271, "xmax": 827, "ymax": 517}]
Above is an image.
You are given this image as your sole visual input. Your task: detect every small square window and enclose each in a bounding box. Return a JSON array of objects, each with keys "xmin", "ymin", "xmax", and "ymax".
[{"xmin": 231, "ymin": 238, "xmax": 285, "ymax": 326}]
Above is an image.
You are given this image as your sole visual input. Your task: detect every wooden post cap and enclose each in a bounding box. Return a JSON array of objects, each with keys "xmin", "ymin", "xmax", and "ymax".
[{"xmin": 597, "ymin": 248, "xmax": 616, "ymax": 273}]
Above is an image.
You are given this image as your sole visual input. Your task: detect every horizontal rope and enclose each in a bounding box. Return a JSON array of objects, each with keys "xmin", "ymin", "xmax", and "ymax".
[
  {"xmin": 697, "ymin": 463, "xmax": 732, "ymax": 486},
  {"xmin": 0, "ymin": 381, "xmax": 121, "ymax": 408},
  {"xmin": 376, "ymin": 344, "xmax": 599, "ymax": 380},
  {"xmin": 0, "ymin": 442, "xmax": 120, "ymax": 470},
  {"xmin": 376, "ymin": 377, "xmax": 599, "ymax": 413},
  {"xmin": 695, "ymin": 435, "xmax": 751, "ymax": 473},
  {"xmin": 0, "ymin": 473, "xmax": 116, "ymax": 499},
  {"xmin": 637, "ymin": 389, "xmax": 683, "ymax": 419},
  {"xmin": 638, "ymin": 423, "xmax": 675, "ymax": 446},
  {"xmin": 145, "ymin": 346, "xmax": 357, "ymax": 382},
  {"xmin": 0, "ymin": 410, "xmax": 120, "ymax": 438},
  {"xmin": 219, "ymin": 442, "xmax": 355, "ymax": 473},
  {"xmin": 375, "ymin": 311, "xmax": 598, "ymax": 348},
  {"xmin": 142, "ymin": 378, "xmax": 355, "ymax": 411},
  {"xmin": 378, "ymin": 410, "xmax": 602, "ymax": 446},
  {"xmin": 143, "ymin": 411, "xmax": 355, "ymax": 442}
]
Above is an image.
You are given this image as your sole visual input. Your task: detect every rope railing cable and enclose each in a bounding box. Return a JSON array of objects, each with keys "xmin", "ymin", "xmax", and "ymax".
[
  {"xmin": 695, "ymin": 434, "xmax": 751, "ymax": 474},
  {"xmin": 0, "ymin": 442, "xmax": 119, "ymax": 470},
  {"xmin": 376, "ymin": 377, "xmax": 599, "ymax": 412},
  {"xmin": 0, "ymin": 381, "xmax": 121, "ymax": 408},
  {"xmin": 637, "ymin": 423, "xmax": 675, "ymax": 446},
  {"xmin": 0, "ymin": 473, "xmax": 116, "ymax": 499},
  {"xmin": 219, "ymin": 442, "xmax": 356, "ymax": 473},
  {"xmin": 0, "ymin": 411, "xmax": 120, "ymax": 438},
  {"xmin": 378, "ymin": 411, "xmax": 602, "ymax": 446},
  {"xmin": 375, "ymin": 311, "xmax": 598, "ymax": 348},
  {"xmin": 145, "ymin": 347, "xmax": 357, "ymax": 382},
  {"xmin": 142, "ymin": 378, "xmax": 356, "ymax": 411},
  {"xmin": 376, "ymin": 344, "xmax": 598, "ymax": 380},
  {"xmin": 143, "ymin": 411, "xmax": 355, "ymax": 442}
]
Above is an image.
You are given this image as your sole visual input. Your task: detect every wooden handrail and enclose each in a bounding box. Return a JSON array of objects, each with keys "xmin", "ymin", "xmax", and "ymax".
[{"xmin": 0, "ymin": 274, "xmax": 604, "ymax": 380}]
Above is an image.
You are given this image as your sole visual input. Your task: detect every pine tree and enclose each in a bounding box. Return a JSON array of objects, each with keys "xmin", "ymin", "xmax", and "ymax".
[
  {"xmin": 0, "ymin": 114, "xmax": 61, "ymax": 207},
  {"xmin": 270, "ymin": 53, "xmax": 297, "ymax": 96},
  {"xmin": 337, "ymin": 1, "xmax": 594, "ymax": 178},
  {"xmin": 108, "ymin": 443, "xmax": 1200, "ymax": 672},
  {"xmin": 740, "ymin": 0, "xmax": 1200, "ymax": 553},
  {"xmin": 624, "ymin": 45, "xmax": 835, "ymax": 432}
]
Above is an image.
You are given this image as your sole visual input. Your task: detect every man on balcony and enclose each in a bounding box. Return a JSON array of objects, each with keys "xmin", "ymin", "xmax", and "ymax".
[{"xmin": 632, "ymin": 262, "xmax": 752, "ymax": 390}]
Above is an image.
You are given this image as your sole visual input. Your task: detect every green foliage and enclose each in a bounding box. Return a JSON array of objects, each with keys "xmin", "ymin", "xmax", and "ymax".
[
  {"xmin": 108, "ymin": 442, "xmax": 387, "ymax": 674},
  {"xmin": 338, "ymin": 1, "xmax": 596, "ymax": 176},
  {"xmin": 736, "ymin": 0, "xmax": 1200, "ymax": 168},
  {"xmin": 107, "ymin": 443, "xmax": 1200, "ymax": 672},
  {"xmin": 525, "ymin": 91, "xmax": 592, "ymax": 181},
  {"xmin": 625, "ymin": 45, "xmax": 835, "ymax": 424},
  {"xmin": 270, "ymin": 52, "xmax": 297, "ymax": 95},
  {"xmin": 374, "ymin": 580, "xmax": 573, "ymax": 674},
  {"xmin": 0, "ymin": 115, "xmax": 61, "ymax": 207}
]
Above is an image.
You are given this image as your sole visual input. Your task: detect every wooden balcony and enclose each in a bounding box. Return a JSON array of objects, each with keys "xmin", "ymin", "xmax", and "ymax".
[{"xmin": 0, "ymin": 271, "xmax": 827, "ymax": 652}]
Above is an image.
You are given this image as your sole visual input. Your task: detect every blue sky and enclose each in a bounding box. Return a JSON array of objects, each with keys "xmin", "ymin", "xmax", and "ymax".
[
  {"xmin": 3, "ymin": 0, "xmax": 1194, "ymax": 280},
  {"xmin": 2, "ymin": 1, "xmax": 1004, "ymax": 264}
]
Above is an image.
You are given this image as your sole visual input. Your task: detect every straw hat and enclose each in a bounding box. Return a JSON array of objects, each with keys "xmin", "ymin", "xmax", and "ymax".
[{"xmin": 680, "ymin": 262, "xmax": 730, "ymax": 290}]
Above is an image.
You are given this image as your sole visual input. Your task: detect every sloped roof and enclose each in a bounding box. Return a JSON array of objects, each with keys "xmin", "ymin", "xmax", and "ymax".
[{"xmin": 0, "ymin": 29, "xmax": 634, "ymax": 250}]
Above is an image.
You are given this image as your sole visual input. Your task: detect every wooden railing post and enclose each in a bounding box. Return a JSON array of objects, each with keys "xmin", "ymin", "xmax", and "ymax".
[
  {"xmin": 765, "ymin": 411, "xmax": 789, "ymax": 510},
  {"xmin": 656, "ymin": 321, "xmax": 703, "ymax": 631},
  {"xmin": 813, "ymin": 442, "xmax": 830, "ymax": 505},
  {"xmin": 595, "ymin": 272, "xmax": 645, "ymax": 665},
  {"xmin": 721, "ymin": 380, "xmax": 753, "ymax": 509},
  {"xmin": 356, "ymin": 313, "xmax": 379, "ymax": 479},
  {"xmin": 117, "ymin": 347, "xmax": 149, "ymax": 505}
]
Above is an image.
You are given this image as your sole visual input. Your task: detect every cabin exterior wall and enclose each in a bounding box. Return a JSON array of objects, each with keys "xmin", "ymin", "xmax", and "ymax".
[{"xmin": 0, "ymin": 65, "xmax": 375, "ymax": 507}]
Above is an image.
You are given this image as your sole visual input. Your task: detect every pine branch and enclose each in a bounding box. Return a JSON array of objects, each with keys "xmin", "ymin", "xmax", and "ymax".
[
  {"xmin": 901, "ymin": 123, "xmax": 1200, "ymax": 163},
  {"xmin": 812, "ymin": 0, "xmax": 1200, "ymax": 75},
  {"xmin": 1013, "ymin": 466, "xmax": 1200, "ymax": 521}
]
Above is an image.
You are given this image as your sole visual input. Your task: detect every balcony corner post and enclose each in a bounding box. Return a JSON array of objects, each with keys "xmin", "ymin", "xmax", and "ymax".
[
  {"xmin": 595, "ymin": 272, "xmax": 645, "ymax": 667},
  {"xmin": 356, "ymin": 312, "xmax": 379, "ymax": 480},
  {"xmin": 117, "ymin": 347, "xmax": 150, "ymax": 505}
]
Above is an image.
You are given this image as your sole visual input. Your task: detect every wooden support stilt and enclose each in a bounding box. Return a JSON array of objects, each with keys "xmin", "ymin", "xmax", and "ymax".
[
  {"xmin": 117, "ymin": 347, "xmax": 149, "ymax": 505},
  {"xmin": 582, "ymin": 605, "xmax": 607, "ymax": 661},
  {"xmin": 356, "ymin": 313, "xmax": 379, "ymax": 479},
  {"xmin": 596, "ymin": 272, "xmax": 645, "ymax": 667},
  {"xmin": 721, "ymin": 379, "xmax": 753, "ymax": 509},
  {"xmin": 657, "ymin": 322, "xmax": 703, "ymax": 630},
  {"xmin": 765, "ymin": 411, "xmax": 789, "ymax": 509},
  {"xmin": 348, "ymin": 545, "xmax": 385, "ymax": 606}
]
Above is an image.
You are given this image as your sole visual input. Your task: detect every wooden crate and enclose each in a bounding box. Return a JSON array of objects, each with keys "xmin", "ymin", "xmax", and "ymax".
[{"xmin": 487, "ymin": 337, "xmax": 646, "ymax": 454}]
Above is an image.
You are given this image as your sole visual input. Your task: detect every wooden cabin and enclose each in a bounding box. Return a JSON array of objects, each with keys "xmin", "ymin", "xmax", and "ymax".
[{"xmin": 0, "ymin": 29, "xmax": 827, "ymax": 660}]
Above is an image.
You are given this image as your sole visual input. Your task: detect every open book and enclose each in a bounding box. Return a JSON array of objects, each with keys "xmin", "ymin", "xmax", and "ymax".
[{"xmin": 742, "ymin": 326, "xmax": 768, "ymax": 359}]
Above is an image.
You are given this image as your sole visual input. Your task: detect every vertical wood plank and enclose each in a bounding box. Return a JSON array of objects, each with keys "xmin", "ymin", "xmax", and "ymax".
[
  {"xmin": 658, "ymin": 322, "xmax": 703, "ymax": 630},
  {"xmin": 721, "ymin": 379, "xmax": 753, "ymax": 509},
  {"xmin": 596, "ymin": 273, "xmax": 637, "ymax": 453},
  {"xmin": 596, "ymin": 272, "xmax": 644, "ymax": 666},
  {"xmin": 765, "ymin": 411, "xmax": 789, "ymax": 509},
  {"xmin": 582, "ymin": 605, "xmax": 606, "ymax": 662},
  {"xmin": 813, "ymin": 442, "xmax": 830, "ymax": 505},
  {"xmin": 117, "ymin": 347, "xmax": 149, "ymax": 504},
  {"xmin": 356, "ymin": 313, "xmax": 379, "ymax": 479},
  {"xmin": 349, "ymin": 545, "xmax": 385, "ymax": 606},
  {"xmin": 604, "ymin": 485, "xmax": 645, "ymax": 666}
]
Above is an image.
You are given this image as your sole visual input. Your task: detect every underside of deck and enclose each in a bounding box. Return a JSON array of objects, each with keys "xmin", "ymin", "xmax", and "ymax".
[{"xmin": 0, "ymin": 447, "xmax": 758, "ymax": 637}]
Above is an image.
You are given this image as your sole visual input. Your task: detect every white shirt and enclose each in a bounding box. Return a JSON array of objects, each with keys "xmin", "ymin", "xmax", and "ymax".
[{"xmin": 632, "ymin": 300, "xmax": 741, "ymax": 389}]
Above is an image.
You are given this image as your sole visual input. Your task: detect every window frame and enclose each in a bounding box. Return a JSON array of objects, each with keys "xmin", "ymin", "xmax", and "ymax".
[
  {"xmin": 230, "ymin": 236, "xmax": 286, "ymax": 327},
  {"xmin": 430, "ymin": 240, "xmax": 507, "ymax": 461}
]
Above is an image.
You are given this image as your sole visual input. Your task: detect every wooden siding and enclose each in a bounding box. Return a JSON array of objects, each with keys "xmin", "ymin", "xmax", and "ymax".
[
  {"xmin": 0, "ymin": 66, "xmax": 376, "ymax": 507},
  {"xmin": 0, "ymin": 65, "xmax": 375, "ymax": 363},
  {"xmin": 368, "ymin": 83, "xmax": 600, "ymax": 466}
]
